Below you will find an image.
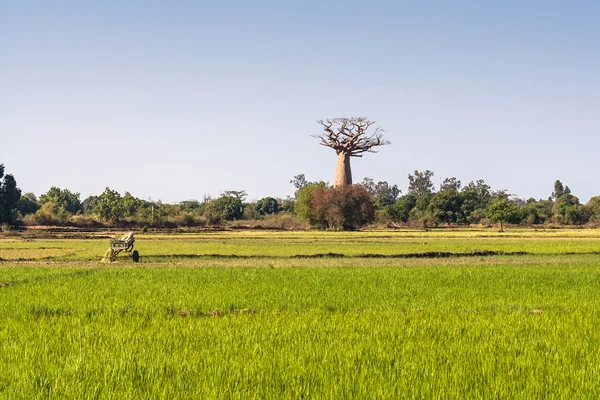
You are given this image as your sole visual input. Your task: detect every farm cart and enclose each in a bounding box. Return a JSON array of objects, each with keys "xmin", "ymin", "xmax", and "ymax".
[{"xmin": 103, "ymin": 232, "xmax": 140, "ymax": 262}]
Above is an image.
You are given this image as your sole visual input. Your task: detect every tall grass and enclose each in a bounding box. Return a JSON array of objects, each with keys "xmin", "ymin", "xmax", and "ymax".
[{"xmin": 2, "ymin": 254, "xmax": 600, "ymax": 398}]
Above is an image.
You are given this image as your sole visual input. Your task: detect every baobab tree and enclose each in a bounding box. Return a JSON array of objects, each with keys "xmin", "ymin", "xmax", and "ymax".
[{"xmin": 313, "ymin": 117, "xmax": 389, "ymax": 187}]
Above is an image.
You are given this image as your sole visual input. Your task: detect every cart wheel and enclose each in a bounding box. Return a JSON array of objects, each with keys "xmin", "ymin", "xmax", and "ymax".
[{"xmin": 132, "ymin": 250, "xmax": 140, "ymax": 263}]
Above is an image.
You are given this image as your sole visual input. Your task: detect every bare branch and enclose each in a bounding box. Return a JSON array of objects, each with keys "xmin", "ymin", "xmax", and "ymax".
[{"xmin": 313, "ymin": 117, "xmax": 389, "ymax": 157}]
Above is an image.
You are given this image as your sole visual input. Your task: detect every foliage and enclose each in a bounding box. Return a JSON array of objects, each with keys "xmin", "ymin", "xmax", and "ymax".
[
  {"xmin": 294, "ymin": 182, "xmax": 328, "ymax": 226},
  {"xmin": 39, "ymin": 187, "xmax": 82, "ymax": 215},
  {"xmin": 584, "ymin": 197, "xmax": 600, "ymax": 223},
  {"xmin": 361, "ymin": 178, "xmax": 400, "ymax": 209},
  {"xmin": 32, "ymin": 202, "xmax": 71, "ymax": 225},
  {"xmin": 254, "ymin": 197, "xmax": 280, "ymax": 215},
  {"xmin": 552, "ymin": 180, "xmax": 571, "ymax": 200},
  {"xmin": 521, "ymin": 198, "xmax": 554, "ymax": 224},
  {"xmin": 291, "ymin": 174, "xmax": 310, "ymax": 197},
  {"xmin": 18, "ymin": 192, "xmax": 39, "ymax": 216},
  {"xmin": 280, "ymin": 198, "xmax": 295, "ymax": 213},
  {"xmin": 82, "ymin": 196, "xmax": 99, "ymax": 214},
  {"xmin": 0, "ymin": 164, "xmax": 22, "ymax": 226},
  {"xmin": 460, "ymin": 180, "xmax": 493, "ymax": 223},
  {"xmin": 428, "ymin": 189, "xmax": 464, "ymax": 224},
  {"xmin": 310, "ymin": 185, "xmax": 374, "ymax": 230},
  {"xmin": 179, "ymin": 200, "xmax": 202, "ymax": 213},
  {"xmin": 120, "ymin": 192, "xmax": 146, "ymax": 219},
  {"xmin": 4, "ymin": 165, "xmax": 600, "ymax": 228},
  {"xmin": 93, "ymin": 187, "xmax": 123, "ymax": 223},
  {"xmin": 210, "ymin": 196, "xmax": 243, "ymax": 221},
  {"xmin": 407, "ymin": 170, "xmax": 435, "ymax": 197},
  {"xmin": 383, "ymin": 194, "xmax": 416, "ymax": 224},
  {"xmin": 439, "ymin": 177, "xmax": 461, "ymax": 192},
  {"xmin": 486, "ymin": 200, "xmax": 520, "ymax": 231},
  {"xmin": 553, "ymin": 194, "xmax": 585, "ymax": 224},
  {"xmin": 221, "ymin": 190, "xmax": 247, "ymax": 202}
]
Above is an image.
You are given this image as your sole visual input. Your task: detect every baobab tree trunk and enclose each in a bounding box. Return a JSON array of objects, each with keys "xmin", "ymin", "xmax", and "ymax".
[
  {"xmin": 334, "ymin": 152, "xmax": 352, "ymax": 187},
  {"xmin": 314, "ymin": 118, "xmax": 389, "ymax": 187}
]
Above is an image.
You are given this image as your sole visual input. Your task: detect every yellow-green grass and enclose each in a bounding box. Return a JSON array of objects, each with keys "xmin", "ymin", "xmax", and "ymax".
[
  {"xmin": 2, "ymin": 230, "xmax": 600, "ymax": 398},
  {"xmin": 3, "ymin": 229, "xmax": 600, "ymax": 261}
]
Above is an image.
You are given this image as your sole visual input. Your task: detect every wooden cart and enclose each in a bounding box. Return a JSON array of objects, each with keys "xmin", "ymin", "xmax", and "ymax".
[{"xmin": 103, "ymin": 232, "xmax": 139, "ymax": 262}]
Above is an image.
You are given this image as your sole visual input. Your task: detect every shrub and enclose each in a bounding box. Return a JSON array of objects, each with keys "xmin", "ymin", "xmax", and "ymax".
[
  {"xmin": 242, "ymin": 206, "xmax": 260, "ymax": 220},
  {"xmin": 305, "ymin": 185, "xmax": 374, "ymax": 230},
  {"xmin": 32, "ymin": 202, "xmax": 71, "ymax": 225},
  {"xmin": 260, "ymin": 213, "xmax": 307, "ymax": 230},
  {"xmin": 170, "ymin": 212, "xmax": 198, "ymax": 227},
  {"xmin": 202, "ymin": 202, "xmax": 223, "ymax": 226},
  {"xmin": 69, "ymin": 214, "xmax": 103, "ymax": 228}
]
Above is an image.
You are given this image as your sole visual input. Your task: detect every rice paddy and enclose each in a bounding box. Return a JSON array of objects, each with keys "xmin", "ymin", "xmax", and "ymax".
[{"xmin": 1, "ymin": 229, "xmax": 600, "ymax": 398}]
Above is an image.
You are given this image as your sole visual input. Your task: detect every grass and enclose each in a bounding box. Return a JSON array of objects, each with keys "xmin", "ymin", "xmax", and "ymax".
[
  {"xmin": 1, "ymin": 229, "xmax": 600, "ymax": 398},
  {"xmin": 3, "ymin": 229, "xmax": 600, "ymax": 261}
]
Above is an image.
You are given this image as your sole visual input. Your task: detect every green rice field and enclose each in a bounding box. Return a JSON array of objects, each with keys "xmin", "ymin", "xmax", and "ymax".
[{"xmin": 1, "ymin": 229, "xmax": 600, "ymax": 398}]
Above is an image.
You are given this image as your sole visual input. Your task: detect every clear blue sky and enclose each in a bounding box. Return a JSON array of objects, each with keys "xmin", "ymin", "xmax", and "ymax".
[{"xmin": 2, "ymin": 0, "xmax": 599, "ymax": 202}]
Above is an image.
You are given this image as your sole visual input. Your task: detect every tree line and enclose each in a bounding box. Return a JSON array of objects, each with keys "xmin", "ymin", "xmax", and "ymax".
[{"xmin": 1, "ymin": 163, "xmax": 599, "ymax": 231}]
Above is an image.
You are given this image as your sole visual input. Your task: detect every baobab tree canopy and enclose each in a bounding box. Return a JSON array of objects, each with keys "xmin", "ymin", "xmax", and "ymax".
[{"xmin": 313, "ymin": 117, "xmax": 389, "ymax": 187}]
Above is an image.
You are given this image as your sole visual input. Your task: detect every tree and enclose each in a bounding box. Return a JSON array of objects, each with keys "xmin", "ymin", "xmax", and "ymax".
[
  {"xmin": 408, "ymin": 170, "xmax": 435, "ymax": 197},
  {"xmin": 552, "ymin": 180, "xmax": 571, "ymax": 200},
  {"xmin": 313, "ymin": 118, "xmax": 389, "ymax": 187},
  {"xmin": 254, "ymin": 197, "xmax": 280, "ymax": 215},
  {"xmin": 486, "ymin": 199, "xmax": 520, "ymax": 232},
  {"xmin": 93, "ymin": 187, "xmax": 123, "ymax": 223},
  {"xmin": 0, "ymin": 164, "xmax": 22, "ymax": 226},
  {"xmin": 407, "ymin": 170, "xmax": 435, "ymax": 226},
  {"xmin": 82, "ymin": 196, "xmax": 99, "ymax": 214},
  {"xmin": 39, "ymin": 187, "xmax": 82, "ymax": 215},
  {"xmin": 211, "ymin": 196, "xmax": 243, "ymax": 220},
  {"xmin": 428, "ymin": 189, "xmax": 463, "ymax": 224},
  {"xmin": 384, "ymin": 194, "xmax": 416, "ymax": 225},
  {"xmin": 18, "ymin": 192, "xmax": 39, "ymax": 216},
  {"xmin": 460, "ymin": 180, "xmax": 493, "ymax": 223},
  {"xmin": 291, "ymin": 174, "xmax": 310, "ymax": 197},
  {"xmin": 121, "ymin": 192, "xmax": 145, "ymax": 219},
  {"xmin": 440, "ymin": 177, "xmax": 461, "ymax": 192},
  {"xmin": 221, "ymin": 190, "xmax": 247, "ymax": 202},
  {"xmin": 553, "ymin": 193, "xmax": 584, "ymax": 224},
  {"xmin": 280, "ymin": 198, "xmax": 295, "ymax": 213},
  {"xmin": 294, "ymin": 182, "xmax": 328, "ymax": 227},
  {"xmin": 179, "ymin": 200, "xmax": 202, "ymax": 213},
  {"xmin": 361, "ymin": 178, "xmax": 400, "ymax": 209},
  {"xmin": 521, "ymin": 198, "xmax": 553, "ymax": 224}
]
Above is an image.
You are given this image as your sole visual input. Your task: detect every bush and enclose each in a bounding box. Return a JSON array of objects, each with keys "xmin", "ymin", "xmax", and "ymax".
[
  {"xmin": 69, "ymin": 214, "xmax": 103, "ymax": 228},
  {"xmin": 242, "ymin": 206, "xmax": 260, "ymax": 220},
  {"xmin": 32, "ymin": 202, "xmax": 71, "ymax": 225},
  {"xmin": 170, "ymin": 212, "xmax": 199, "ymax": 227},
  {"xmin": 301, "ymin": 185, "xmax": 374, "ymax": 230},
  {"xmin": 202, "ymin": 202, "xmax": 223, "ymax": 226},
  {"xmin": 261, "ymin": 213, "xmax": 306, "ymax": 230}
]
